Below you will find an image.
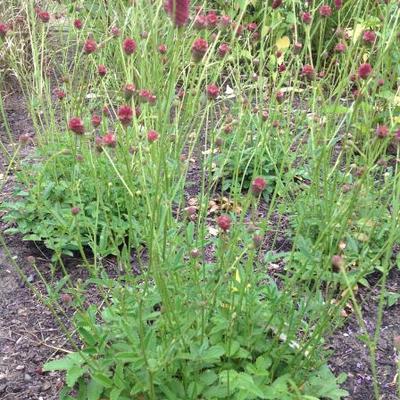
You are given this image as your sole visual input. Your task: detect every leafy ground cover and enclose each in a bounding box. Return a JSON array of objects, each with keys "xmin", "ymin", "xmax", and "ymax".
[{"xmin": 0, "ymin": 0, "xmax": 400, "ymax": 399}]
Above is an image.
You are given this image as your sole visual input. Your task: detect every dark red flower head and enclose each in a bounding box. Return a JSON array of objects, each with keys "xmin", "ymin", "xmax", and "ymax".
[
  {"xmin": 97, "ymin": 64, "xmax": 107, "ymax": 77},
  {"xmin": 124, "ymin": 83, "xmax": 136, "ymax": 99},
  {"xmin": 117, "ymin": 105, "xmax": 133, "ymax": 125},
  {"xmin": 334, "ymin": 0, "xmax": 342, "ymax": 9},
  {"xmin": 158, "ymin": 44, "xmax": 167, "ymax": 54},
  {"xmin": 68, "ymin": 117, "xmax": 85, "ymax": 134},
  {"xmin": 218, "ymin": 43, "xmax": 230, "ymax": 58},
  {"xmin": 194, "ymin": 15, "xmax": 207, "ymax": 30},
  {"xmin": 55, "ymin": 88, "xmax": 66, "ymax": 100},
  {"xmin": 376, "ymin": 124, "xmax": 389, "ymax": 138},
  {"xmin": 219, "ymin": 15, "xmax": 231, "ymax": 28},
  {"xmin": 74, "ymin": 19, "xmax": 83, "ymax": 29},
  {"xmin": 206, "ymin": 84, "xmax": 220, "ymax": 99},
  {"xmin": 0, "ymin": 23, "xmax": 9, "ymax": 38},
  {"xmin": 165, "ymin": 0, "xmax": 190, "ymax": 27},
  {"xmin": 123, "ymin": 38, "xmax": 137, "ymax": 55},
  {"xmin": 206, "ymin": 12, "xmax": 218, "ymax": 29},
  {"xmin": 301, "ymin": 12, "xmax": 312, "ymax": 24},
  {"xmin": 358, "ymin": 63, "xmax": 372, "ymax": 79},
  {"xmin": 319, "ymin": 4, "xmax": 332, "ymax": 17},
  {"xmin": 191, "ymin": 38, "xmax": 208, "ymax": 61},
  {"xmin": 334, "ymin": 42, "xmax": 346, "ymax": 53},
  {"xmin": 302, "ymin": 64, "xmax": 315, "ymax": 80},
  {"xmin": 251, "ymin": 177, "xmax": 267, "ymax": 195},
  {"xmin": 38, "ymin": 11, "xmax": 50, "ymax": 23},
  {"xmin": 83, "ymin": 39, "xmax": 97, "ymax": 54},
  {"xmin": 271, "ymin": 0, "xmax": 283, "ymax": 9},
  {"xmin": 147, "ymin": 130, "xmax": 159, "ymax": 143},
  {"xmin": 363, "ymin": 30, "xmax": 376, "ymax": 44},
  {"xmin": 216, "ymin": 215, "xmax": 231, "ymax": 232},
  {"xmin": 91, "ymin": 114, "xmax": 102, "ymax": 128},
  {"xmin": 102, "ymin": 132, "xmax": 117, "ymax": 147},
  {"xmin": 111, "ymin": 26, "xmax": 121, "ymax": 37}
]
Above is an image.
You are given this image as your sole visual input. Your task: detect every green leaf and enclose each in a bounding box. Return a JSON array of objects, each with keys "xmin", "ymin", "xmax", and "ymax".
[
  {"xmin": 201, "ymin": 345, "xmax": 225, "ymax": 362},
  {"xmin": 92, "ymin": 371, "xmax": 113, "ymax": 388},
  {"xmin": 87, "ymin": 379, "xmax": 103, "ymax": 400},
  {"xmin": 43, "ymin": 353, "xmax": 84, "ymax": 372},
  {"xmin": 66, "ymin": 365, "xmax": 86, "ymax": 387}
]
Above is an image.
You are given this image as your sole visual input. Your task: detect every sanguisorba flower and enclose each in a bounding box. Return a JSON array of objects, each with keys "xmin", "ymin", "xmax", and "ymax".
[
  {"xmin": 334, "ymin": 0, "xmax": 342, "ymax": 9},
  {"xmin": 158, "ymin": 44, "xmax": 167, "ymax": 54},
  {"xmin": 0, "ymin": 23, "xmax": 9, "ymax": 38},
  {"xmin": 302, "ymin": 64, "xmax": 315, "ymax": 80},
  {"xmin": 206, "ymin": 12, "xmax": 218, "ymax": 29},
  {"xmin": 216, "ymin": 215, "xmax": 231, "ymax": 232},
  {"xmin": 191, "ymin": 38, "xmax": 208, "ymax": 62},
  {"xmin": 207, "ymin": 84, "xmax": 220, "ymax": 99},
  {"xmin": 83, "ymin": 39, "xmax": 97, "ymax": 54},
  {"xmin": 73, "ymin": 19, "xmax": 83, "ymax": 29},
  {"xmin": 334, "ymin": 42, "xmax": 346, "ymax": 53},
  {"xmin": 68, "ymin": 117, "xmax": 85, "ymax": 134},
  {"xmin": 301, "ymin": 11, "xmax": 312, "ymax": 24},
  {"xmin": 147, "ymin": 130, "xmax": 159, "ymax": 143},
  {"xmin": 376, "ymin": 124, "xmax": 389, "ymax": 138},
  {"xmin": 123, "ymin": 38, "xmax": 137, "ymax": 55},
  {"xmin": 91, "ymin": 114, "xmax": 102, "ymax": 128},
  {"xmin": 165, "ymin": 0, "xmax": 190, "ymax": 27},
  {"xmin": 251, "ymin": 177, "xmax": 267, "ymax": 196},
  {"xmin": 117, "ymin": 105, "xmax": 133, "ymax": 125},
  {"xmin": 123, "ymin": 83, "xmax": 136, "ymax": 100},
  {"xmin": 102, "ymin": 132, "xmax": 117, "ymax": 147},
  {"xmin": 37, "ymin": 10, "xmax": 50, "ymax": 23},
  {"xmin": 363, "ymin": 30, "xmax": 376, "ymax": 44},
  {"xmin": 319, "ymin": 4, "xmax": 332, "ymax": 17},
  {"xmin": 217, "ymin": 43, "xmax": 230, "ymax": 58},
  {"xmin": 358, "ymin": 63, "xmax": 372, "ymax": 79},
  {"xmin": 271, "ymin": 0, "xmax": 283, "ymax": 9},
  {"xmin": 97, "ymin": 64, "xmax": 107, "ymax": 77}
]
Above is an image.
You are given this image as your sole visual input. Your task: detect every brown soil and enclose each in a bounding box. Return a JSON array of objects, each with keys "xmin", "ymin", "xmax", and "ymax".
[{"xmin": 1, "ymin": 86, "xmax": 400, "ymax": 400}]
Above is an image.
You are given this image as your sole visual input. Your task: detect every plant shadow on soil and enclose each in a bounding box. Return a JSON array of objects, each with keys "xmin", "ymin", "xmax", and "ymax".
[{"xmin": 1, "ymin": 86, "xmax": 400, "ymax": 400}]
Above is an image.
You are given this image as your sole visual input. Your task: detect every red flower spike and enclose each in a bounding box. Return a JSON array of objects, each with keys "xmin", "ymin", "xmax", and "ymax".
[
  {"xmin": 219, "ymin": 15, "xmax": 231, "ymax": 28},
  {"xmin": 194, "ymin": 15, "xmax": 207, "ymax": 30},
  {"xmin": 216, "ymin": 215, "xmax": 231, "ymax": 232},
  {"xmin": 218, "ymin": 43, "xmax": 230, "ymax": 58},
  {"xmin": 0, "ymin": 23, "xmax": 8, "ymax": 38},
  {"xmin": 272, "ymin": 0, "xmax": 283, "ymax": 9},
  {"xmin": 97, "ymin": 64, "xmax": 107, "ymax": 77},
  {"xmin": 206, "ymin": 12, "xmax": 218, "ymax": 29},
  {"xmin": 74, "ymin": 19, "xmax": 83, "ymax": 29},
  {"xmin": 301, "ymin": 12, "xmax": 312, "ymax": 24},
  {"xmin": 334, "ymin": 42, "xmax": 346, "ymax": 53},
  {"xmin": 165, "ymin": 0, "xmax": 190, "ymax": 27},
  {"xmin": 68, "ymin": 117, "xmax": 85, "ymax": 134},
  {"xmin": 124, "ymin": 83, "xmax": 136, "ymax": 100},
  {"xmin": 91, "ymin": 114, "xmax": 102, "ymax": 128},
  {"xmin": 117, "ymin": 105, "xmax": 133, "ymax": 125},
  {"xmin": 102, "ymin": 132, "xmax": 117, "ymax": 147},
  {"xmin": 206, "ymin": 84, "xmax": 219, "ymax": 100},
  {"xmin": 358, "ymin": 63, "xmax": 372, "ymax": 80},
  {"xmin": 55, "ymin": 89, "xmax": 66, "ymax": 100},
  {"xmin": 376, "ymin": 124, "xmax": 389, "ymax": 138},
  {"xmin": 251, "ymin": 177, "xmax": 267, "ymax": 195},
  {"xmin": 123, "ymin": 38, "xmax": 137, "ymax": 55},
  {"xmin": 158, "ymin": 44, "xmax": 167, "ymax": 54},
  {"xmin": 111, "ymin": 26, "xmax": 121, "ymax": 37},
  {"xmin": 302, "ymin": 64, "xmax": 315, "ymax": 80},
  {"xmin": 319, "ymin": 5, "xmax": 332, "ymax": 17},
  {"xmin": 334, "ymin": 0, "xmax": 343, "ymax": 9},
  {"xmin": 147, "ymin": 130, "xmax": 159, "ymax": 143},
  {"xmin": 363, "ymin": 30, "xmax": 376, "ymax": 44},
  {"xmin": 191, "ymin": 38, "xmax": 208, "ymax": 62},
  {"xmin": 83, "ymin": 39, "xmax": 97, "ymax": 54},
  {"xmin": 38, "ymin": 11, "xmax": 50, "ymax": 23}
]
